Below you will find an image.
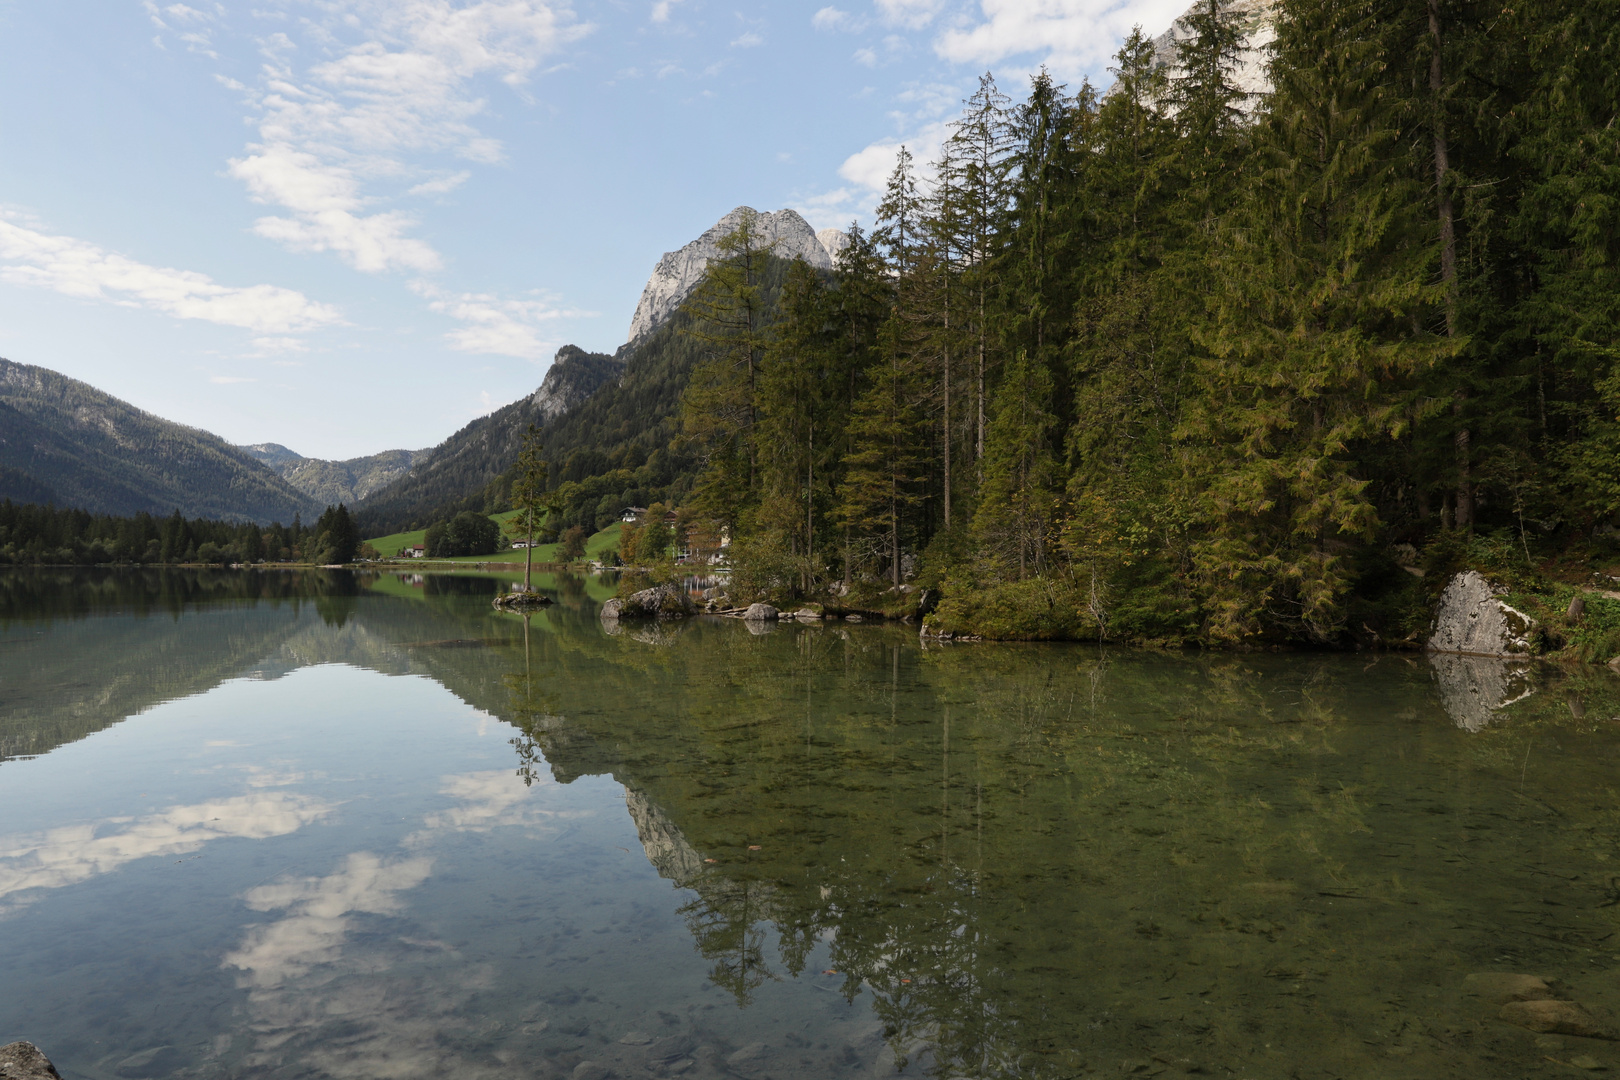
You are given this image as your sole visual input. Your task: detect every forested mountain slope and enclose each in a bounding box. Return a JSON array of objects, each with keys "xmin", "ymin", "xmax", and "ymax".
[
  {"xmin": 240, "ymin": 443, "xmax": 428, "ymax": 506},
  {"xmin": 354, "ymin": 345, "xmax": 624, "ymax": 533},
  {"xmin": 0, "ymin": 358, "xmax": 321, "ymax": 523}
]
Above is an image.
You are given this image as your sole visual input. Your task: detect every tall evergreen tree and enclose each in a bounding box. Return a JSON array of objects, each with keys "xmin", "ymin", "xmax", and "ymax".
[
  {"xmin": 947, "ymin": 74, "xmax": 1014, "ymax": 465},
  {"xmin": 681, "ymin": 210, "xmax": 778, "ymax": 529},
  {"xmin": 1187, "ymin": 0, "xmax": 1456, "ymax": 641},
  {"xmin": 971, "ymin": 351, "xmax": 1060, "ymax": 579}
]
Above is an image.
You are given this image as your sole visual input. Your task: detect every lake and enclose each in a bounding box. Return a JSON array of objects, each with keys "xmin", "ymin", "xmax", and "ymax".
[{"xmin": 3, "ymin": 567, "xmax": 1620, "ymax": 1079}]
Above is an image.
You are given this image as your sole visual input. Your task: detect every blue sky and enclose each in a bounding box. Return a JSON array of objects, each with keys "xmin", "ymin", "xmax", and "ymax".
[{"xmin": 0, "ymin": 0, "xmax": 1185, "ymax": 459}]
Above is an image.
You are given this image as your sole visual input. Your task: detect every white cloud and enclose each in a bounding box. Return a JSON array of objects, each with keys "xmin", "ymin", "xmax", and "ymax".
[
  {"xmin": 876, "ymin": 0, "xmax": 946, "ymax": 29},
  {"xmin": 836, "ymin": 119, "xmax": 949, "ymax": 194},
  {"xmin": 853, "ymin": 46, "xmax": 877, "ymax": 66},
  {"xmin": 935, "ymin": 0, "xmax": 1189, "ymax": 76},
  {"xmin": 812, "ymin": 6, "xmax": 859, "ymax": 31},
  {"xmin": 224, "ymin": 851, "xmax": 434, "ymax": 989},
  {"xmin": 731, "ymin": 31, "xmax": 763, "ymax": 47},
  {"xmin": 411, "ymin": 280, "xmax": 591, "ymax": 360},
  {"xmin": 417, "ymin": 770, "xmax": 553, "ymax": 833},
  {"xmin": 795, "ymin": 187, "xmax": 862, "ymax": 230},
  {"xmin": 407, "ymin": 170, "xmax": 472, "ymax": 196},
  {"xmin": 650, "ymin": 0, "xmax": 682, "ymax": 23},
  {"xmin": 0, "ymin": 793, "xmax": 333, "ymax": 911},
  {"xmin": 210, "ymin": 375, "xmax": 258, "ymax": 383},
  {"xmin": 229, "ymin": 1, "xmax": 591, "ymax": 274},
  {"xmin": 0, "ymin": 215, "xmax": 342, "ymax": 334},
  {"xmin": 250, "ymin": 335, "xmax": 310, "ymax": 354}
]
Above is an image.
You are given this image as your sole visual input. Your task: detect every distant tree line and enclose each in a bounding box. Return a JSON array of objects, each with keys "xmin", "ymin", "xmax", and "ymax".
[
  {"xmin": 674, "ymin": 0, "xmax": 1620, "ymax": 642},
  {"xmin": 0, "ymin": 501, "xmax": 364, "ymax": 566}
]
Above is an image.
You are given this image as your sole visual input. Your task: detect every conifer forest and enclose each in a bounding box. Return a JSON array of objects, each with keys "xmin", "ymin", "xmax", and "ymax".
[{"xmin": 674, "ymin": 0, "xmax": 1620, "ymax": 644}]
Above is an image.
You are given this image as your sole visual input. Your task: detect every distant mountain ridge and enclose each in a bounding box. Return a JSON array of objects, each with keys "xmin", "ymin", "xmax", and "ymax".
[
  {"xmin": 0, "ymin": 358, "xmax": 321, "ymax": 523},
  {"xmin": 239, "ymin": 443, "xmax": 428, "ymax": 506}
]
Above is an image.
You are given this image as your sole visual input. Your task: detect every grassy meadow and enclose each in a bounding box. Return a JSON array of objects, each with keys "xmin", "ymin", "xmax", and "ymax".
[{"xmin": 365, "ymin": 517, "xmax": 622, "ymax": 565}]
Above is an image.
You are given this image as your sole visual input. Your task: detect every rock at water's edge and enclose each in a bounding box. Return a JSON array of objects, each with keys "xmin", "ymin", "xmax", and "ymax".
[
  {"xmin": 0, "ymin": 1042, "xmax": 63, "ymax": 1080},
  {"xmin": 603, "ymin": 584, "xmax": 696, "ymax": 620},
  {"xmin": 1428, "ymin": 570, "xmax": 1537, "ymax": 657},
  {"xmin": 743, "ymin": 603, "xmax": 778, "ymax": 622}
]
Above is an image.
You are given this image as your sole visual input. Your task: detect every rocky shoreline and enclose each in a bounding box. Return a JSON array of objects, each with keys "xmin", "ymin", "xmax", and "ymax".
[{"xmin": 0, "ymin": 1042, "xmax": 61, "ymax": 1080}]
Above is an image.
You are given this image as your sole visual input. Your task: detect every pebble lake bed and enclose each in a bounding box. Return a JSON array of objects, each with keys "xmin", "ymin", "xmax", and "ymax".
[{"xmin": 4, "ymin": 567, "xmax": 1620, "ymax": 1079}]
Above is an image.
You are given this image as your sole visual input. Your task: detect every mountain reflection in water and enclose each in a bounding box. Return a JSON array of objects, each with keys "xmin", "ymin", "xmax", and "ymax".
[{"xmin": 3, "ymin": 568, "xmax": 1620, "ymax": 1080}]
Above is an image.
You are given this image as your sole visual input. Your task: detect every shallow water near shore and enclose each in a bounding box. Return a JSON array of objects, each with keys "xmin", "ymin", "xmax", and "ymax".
[{"xmin": 5, "ymin": 567, "xmax": 1620, "ymax": 1079}]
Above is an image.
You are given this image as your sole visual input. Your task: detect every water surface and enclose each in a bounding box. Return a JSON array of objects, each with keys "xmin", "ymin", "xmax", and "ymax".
[{"xmin": 3, "ymin": 568, "xmax": 1620, "ymax": 1079}]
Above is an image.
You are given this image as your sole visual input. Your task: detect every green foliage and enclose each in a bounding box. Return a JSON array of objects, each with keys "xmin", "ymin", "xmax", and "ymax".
[
  {"xmin": 929, "ymin": 578, "xmax": 1087, "ymax": 640},
  {"xmin": 0, "ymin": 500, "xmax": 321, "ymax": 565},
  {"xmin": 558, "ymin": 525, "xmax": 587, "ymax": 561},
  {"xmin": 425, "ymin": 511, "xmax": 501, "ymax": 558},
  {"xmin": 312, "ymin": 504, "xmax": 361, "ymax": 565}
]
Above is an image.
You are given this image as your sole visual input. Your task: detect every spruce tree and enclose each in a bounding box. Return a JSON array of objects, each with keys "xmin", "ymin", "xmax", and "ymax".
[
  {"xmin": 836, "ymin": 318, "xmax": 929, "ymax": 587},
  {"xmin": 681, "ymin": 210, "xmax": 777, "ymax": 530},
  {"xmin": 755, "ymin": 257, "xmax": 838, "ymax": 589},
  {"xmin": 1187, "ymin": 0, "xmax": 1456, "ymax": 641},
  {"xmin": 946, "ymin": 74, "xmax": 1013, "ymax": 465},
  {"xmin": 971, "ymin": 351, "xmax": 1060, "ymax": 579}
]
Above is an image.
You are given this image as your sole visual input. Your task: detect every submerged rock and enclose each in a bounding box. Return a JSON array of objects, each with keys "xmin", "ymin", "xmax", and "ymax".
[
  {"xmin": 1429, "ymin": 570, "xmax": 1537, "ymax": 657},
  {"xmin": 1465, "ymin": 972, "xmax": 1554, "ymax": 1004},
  {"xmin": 572, "ymin": 1062, "xmax": 610, "ymax": 1080},
  {"xmin": 1499, "ymin": 999, "xmax": 1615, "ymax": 1039},
  {"xmin": 0, "ymin": 1043, "xmax": 62, "ymax": 1080},
  {"xmin": 113, "ymin": 1046, "xmax": 184, "ymax": 1079},
  {"xmin": 743, "ymin": 603, "xmax": 778, "ymax": 622}
]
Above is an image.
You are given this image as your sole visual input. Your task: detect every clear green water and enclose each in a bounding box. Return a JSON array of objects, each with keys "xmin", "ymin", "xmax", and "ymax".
[{"xmin": 4, "ymin": 569, "xmax": 1620, "ymax": 1079}]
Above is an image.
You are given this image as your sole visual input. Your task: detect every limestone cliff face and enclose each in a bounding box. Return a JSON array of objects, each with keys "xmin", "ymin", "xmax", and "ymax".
[
  {"xmin": 623, "ymin": 787, "xmax": 705, "ymax": 887},
  {"xmin": 816, "ymin": 227, "xmax": 849, "ymax": 265},
  {"xmin": 626, "ymin": 207, "xmax": 841, "ymax": 344},
  {"xmin": 529, "ymin": 345, "xmax": 626, "ymax": 424},
  {"xmin": 1152, "ymin": 0, "xmax": 1278, "ymax": 102}
]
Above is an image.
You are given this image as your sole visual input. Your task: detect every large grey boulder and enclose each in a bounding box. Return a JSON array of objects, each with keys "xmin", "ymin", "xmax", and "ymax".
[
  {"xmin": 1428, "ymin": 571, "xmax": 1537, "ymax": 657},
  {"xmin": 0, "ymin": 1043, "xmax": 62, "ymax": 1080},
  {"xmin": 603, "ymin": 584, "xmax": 696, "ymax": 621},
  {"xmin": 743, "ymin": 603, "xmax": 778, "ymax": 622}
]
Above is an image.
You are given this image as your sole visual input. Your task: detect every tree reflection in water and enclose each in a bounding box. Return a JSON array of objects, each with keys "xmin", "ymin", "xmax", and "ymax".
[{"xmin": 502, "ymin": 608, "xmax": 1620, "ymax": 1079}]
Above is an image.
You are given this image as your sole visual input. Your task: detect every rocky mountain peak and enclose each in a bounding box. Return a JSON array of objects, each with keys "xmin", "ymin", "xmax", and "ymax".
[
  {"xmin": 626, "ymin": 207, "xmax": 844, "ymax": 344},
  {"xmin": 1152, "ymin": 0, "xmax": 1277, "ymax": 103},
  {"xmin": 530, "ymin": 344, "xmax": 625, "ymax": 424}
]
